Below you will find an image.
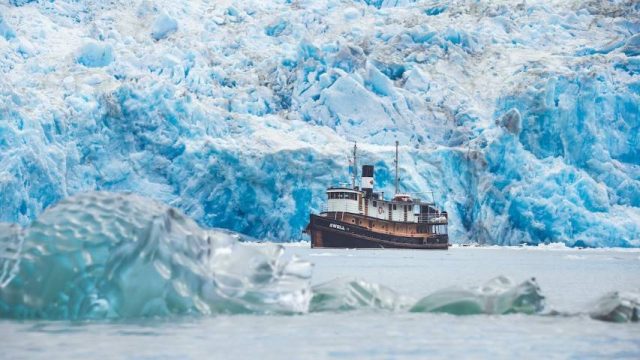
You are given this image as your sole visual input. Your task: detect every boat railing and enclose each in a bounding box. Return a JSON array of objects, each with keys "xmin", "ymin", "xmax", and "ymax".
[{"xmin": 322, "ymin": 202, "xmax": 447, "ymax": 222}]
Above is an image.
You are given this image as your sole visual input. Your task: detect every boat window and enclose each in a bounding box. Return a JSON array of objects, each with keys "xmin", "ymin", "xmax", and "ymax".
[
  {"xmin": 393, "ymin": 204, "xmax": 396, "ymax": 210},
  {"xmin": 373, "ymin": 201, "xmax": 377, "ymax": 207}
]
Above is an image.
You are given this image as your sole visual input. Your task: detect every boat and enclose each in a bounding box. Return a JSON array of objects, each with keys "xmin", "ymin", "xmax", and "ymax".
[{"xmin": 304, "ymin": 142, "xmax": 449, "ymax": 249}]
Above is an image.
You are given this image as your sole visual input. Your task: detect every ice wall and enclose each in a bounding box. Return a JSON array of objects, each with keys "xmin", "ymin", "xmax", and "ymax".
[{"xmin": 0, "ymin": 0, "xmax": 638, "ymax": 246}]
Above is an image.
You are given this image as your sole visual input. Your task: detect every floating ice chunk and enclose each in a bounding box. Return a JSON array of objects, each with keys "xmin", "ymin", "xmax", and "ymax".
[
  {"xmin": 410, "ymin": 276, "xmax": 545, "ymax": 315},
  {"xmin": 0, "ymin": 192, "xmax": 312, "ymax": 319},
  {"xmin": 151, "ymin": 13, "xmax": 178, "ymax": 41},
  {"xmin": 310, "ymin": 277, "xmax": 411, "ymax": 312},
  {"xmin": 589, "ymin": 291, "xmax": 639, "ymax": 323},
  {"xmin": 75, "ymin": 41, "xmax": 114, "ymax": 67}
]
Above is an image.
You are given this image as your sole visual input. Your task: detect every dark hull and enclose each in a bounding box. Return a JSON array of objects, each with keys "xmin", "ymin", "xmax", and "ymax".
[{"xmin": 306, "ymin": 214, "xmax": 448, "ymax": 250}]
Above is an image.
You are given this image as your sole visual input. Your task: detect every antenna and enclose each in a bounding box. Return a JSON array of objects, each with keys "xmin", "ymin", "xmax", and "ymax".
[
  {"xmin": 352, "ymin": 142, "xmax": 358, "ymax": 189},
  {"xmin": 394, "ymin": 141, "xmax": 399, "ymax": 195}
]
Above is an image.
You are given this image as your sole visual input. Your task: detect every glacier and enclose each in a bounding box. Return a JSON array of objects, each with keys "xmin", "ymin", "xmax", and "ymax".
[{"xmin": 0, "ymin": 0, "xmax": 639, "ymax": 247}]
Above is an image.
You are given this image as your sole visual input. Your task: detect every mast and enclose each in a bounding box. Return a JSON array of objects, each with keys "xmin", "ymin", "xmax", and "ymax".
[
  {"xmin": 394, "ymin": 140, "xmax": 399, "ymax": 194},
  {"xmin": 352, "ymin": 142, "xmax": 357, "ymax": 189}
]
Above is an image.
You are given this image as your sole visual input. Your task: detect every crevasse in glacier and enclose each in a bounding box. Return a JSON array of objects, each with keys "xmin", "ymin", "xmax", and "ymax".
[{"xmin": 0, "ymin": 0, "xmax": 638, "ymax": 246}]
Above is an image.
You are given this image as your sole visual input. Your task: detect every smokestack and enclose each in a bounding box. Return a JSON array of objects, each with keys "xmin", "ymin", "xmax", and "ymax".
[{"xmin": 361, "ymin": 165, "xmax": 374, "ymax": 197}]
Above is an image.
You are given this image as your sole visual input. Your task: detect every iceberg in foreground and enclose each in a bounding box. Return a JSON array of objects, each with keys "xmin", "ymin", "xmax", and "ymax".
[{"xmin": 0, "ymin": 192, "xmax": 312, "ymax": 319}]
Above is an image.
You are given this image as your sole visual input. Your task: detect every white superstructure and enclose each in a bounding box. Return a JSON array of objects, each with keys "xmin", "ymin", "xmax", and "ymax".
[
  {"xmin": 325, "ymin": 187, "xmax": 442, "ymax": 225},
  {"xmin": 326, "ymin": 188, "xmax": 361, "ymax": 214}
]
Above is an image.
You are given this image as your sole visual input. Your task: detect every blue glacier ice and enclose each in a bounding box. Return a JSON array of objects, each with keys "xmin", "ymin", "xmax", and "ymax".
[
  {"xmin": 151, "ymin": 13, "xmax": 178, "ymax": 41},
  {"xmin": 0, "ymin": 0, "xmax": 639, "ymax": 247},
  {"xmin": 0, "ymin": 14, "xmax": 16, "ymax": 40},
  {"xmin": 75, "ymin": 42, "xmax": 114, "ymax": 68}
]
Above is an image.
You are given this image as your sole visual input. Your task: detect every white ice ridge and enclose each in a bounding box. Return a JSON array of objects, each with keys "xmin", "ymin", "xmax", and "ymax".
[{"xmin": 0, "ymin": 0, "xmax": 639, "ymax": 247}]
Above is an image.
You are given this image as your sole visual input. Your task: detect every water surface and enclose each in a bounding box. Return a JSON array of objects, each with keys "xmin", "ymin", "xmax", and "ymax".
[{"xmin": 1, "ymin": 245, "xmax": 638, "ymax": 359}]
